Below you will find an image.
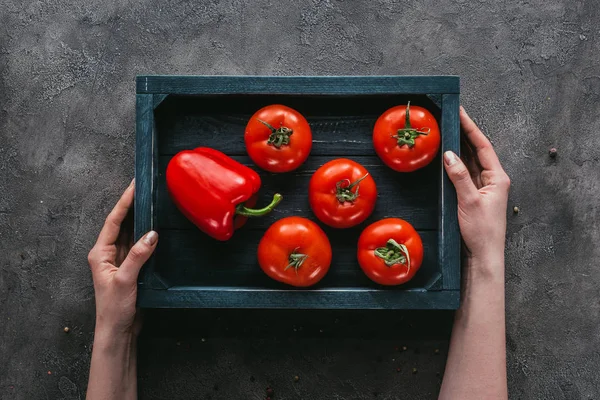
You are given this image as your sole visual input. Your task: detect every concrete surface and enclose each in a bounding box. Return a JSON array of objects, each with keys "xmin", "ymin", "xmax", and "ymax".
[{"xmin": 1, "ymin": 0, "xmax": 599, "ymax": 398}]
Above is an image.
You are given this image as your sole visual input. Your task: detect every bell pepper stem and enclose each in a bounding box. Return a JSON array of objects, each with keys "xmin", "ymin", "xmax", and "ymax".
[{"xmin": 235, "ymin": 193, "xmax": 283, "ymax": 217}]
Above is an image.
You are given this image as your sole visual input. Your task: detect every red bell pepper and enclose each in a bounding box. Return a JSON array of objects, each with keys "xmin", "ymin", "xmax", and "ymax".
[{"xmin": 166, "ymin": 147, "xmax": 282, "ymax": 241}]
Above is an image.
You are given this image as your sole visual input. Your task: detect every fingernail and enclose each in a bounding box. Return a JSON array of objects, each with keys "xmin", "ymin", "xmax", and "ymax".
[
  {"xmin": 129, "ymin": 178, "xmax": 135, "ymax": 188},
  {"xmin": 444, "ymin": 151, "xmax": 458, "ymax": 166},
  {"xmin": 144, "ymin": 231, "xmax": 158, "ymax": 246}
]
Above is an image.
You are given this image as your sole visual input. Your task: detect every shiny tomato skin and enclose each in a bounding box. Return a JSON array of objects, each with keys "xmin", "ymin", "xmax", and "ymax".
[
  {"xmin": 245, "ymin": 105, "xmax": 312, "ymax": 173},
  {"xmin": 258, "ymin": 217, "xmax": 332, "ymax": 287},
  {"xmin": 309, "ymin": 158, "xmax": 377, "ymax": 229},
  {"xmin": 373, "ymin": 104, "xmax": 441, "ymax": 172},
  {"xmin": 357, "ymin": 218, "xmax": 424, "ymax": 286}
]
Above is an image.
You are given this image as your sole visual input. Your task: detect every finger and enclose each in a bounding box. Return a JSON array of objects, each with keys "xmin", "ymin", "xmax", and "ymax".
[
  {"xmin": 443, "ymin": 151, "xmax": 480, "ymax": 206},
  {"xmin": 115, "ymin": 231, "xmax": 158, "ymax": 285},
  {"xmin": 96, "ymin": 179, "xmax": 135, "ymax": 246},
  {"xmin": 460, "ymin": 134, "xmax": 483, "ymax": 188},
  {"xmin": 460, "ymin": 107, "xmax": 502, "ymax": 171},
  {"xmin": 133, "ymin": 310, "xmax": 144, "ymax": 337},
  {"xmin": 466, "ymin": 157, "xmax": 482, "ymax": 189}
]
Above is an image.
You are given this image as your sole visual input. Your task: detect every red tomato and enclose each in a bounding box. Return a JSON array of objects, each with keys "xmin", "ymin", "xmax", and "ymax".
[
  {"xmin": 257, "ymin": 217, "xmax": 332, "ymax": 287},
  {"xmin": 373, "ymin": 102, "xmax": 441, "ymax": 172},
  {"xmin": 309, "ymin": 158, "xmax": 377, "ymax": 229},
  {"xmin": 245, "ymin": 105, "xmax": 312, "ymax": 173},
  {"xmin": 357, "ymin": 218, "xmax": 424, "ymax": 286}
]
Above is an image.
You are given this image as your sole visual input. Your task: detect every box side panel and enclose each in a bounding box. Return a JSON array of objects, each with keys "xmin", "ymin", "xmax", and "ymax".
[
  {"xmin": 136, "ymin": 76, "xmax": 460, "ymax": 95},
  {"xmin": 440, "ymin": 94, "xmax": 461, "ymax": 291},
  {"xmin": 135, "ymin": 94, "xmax": 167, "ymax": 289},
  {"xmin": 138, "ymin": 288, "xmax": 461, "ymax": 309}
]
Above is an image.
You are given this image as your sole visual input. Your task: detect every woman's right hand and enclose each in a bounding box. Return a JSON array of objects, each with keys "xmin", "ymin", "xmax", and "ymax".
[{"xmin": 443, "ymin": 107, "xmax": 511, "ymax": 275}]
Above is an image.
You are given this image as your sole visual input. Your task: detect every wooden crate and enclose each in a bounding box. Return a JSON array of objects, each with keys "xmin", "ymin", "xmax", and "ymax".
[{"xmin": 135, "ymin": 76, "xmax": 460, "ymax": 309}]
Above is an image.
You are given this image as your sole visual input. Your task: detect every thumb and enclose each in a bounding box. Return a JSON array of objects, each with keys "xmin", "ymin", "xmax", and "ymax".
[
  {"xmin": 116, "ymin": 231, "xmax": 158, "ymax": 285},
  {"xmin": 443, "ymin": 151, "xmax": 479, "ymax": 206}
]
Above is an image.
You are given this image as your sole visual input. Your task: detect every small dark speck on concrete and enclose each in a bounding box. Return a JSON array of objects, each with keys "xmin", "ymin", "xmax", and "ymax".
[
  {"xmin": 213, "ymin": 384, "xmax": 218, "ymax": 391},
  {"xmin": 250, "ymin": 376, "xmax": 255, "ymax": 382},
  {"xmin": 549, "ymin": 148, "xmax": 558, "ymax": 158}
]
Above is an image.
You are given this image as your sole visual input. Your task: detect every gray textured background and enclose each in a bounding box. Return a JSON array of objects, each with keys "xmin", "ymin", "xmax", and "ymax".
[{"xmin": 1, "ymin": 0, "xmax": 599, "ymax": 399}]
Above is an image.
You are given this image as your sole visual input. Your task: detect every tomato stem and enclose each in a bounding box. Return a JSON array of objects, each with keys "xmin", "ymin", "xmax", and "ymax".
[
  {"xmin": 374, "ymin": 239, "xmax": 411, "ymax": 269},
  {"xmin": 285, "ymin": 247, "xmax": 309, "ymax": 274},
  {"xmin": 335, "ymin": 173, "xmax": 369, "ymax": 203},
  {"xmin": 391, "ymin": 101, "xmax": 430, "ymax": 148},
  {"xmin": 235, "ymin": 193, "xmax": 283, "ymax": 217},
  {"xmin": 257, "ymin": 119, "xmax": 294, "ymax": 149}
]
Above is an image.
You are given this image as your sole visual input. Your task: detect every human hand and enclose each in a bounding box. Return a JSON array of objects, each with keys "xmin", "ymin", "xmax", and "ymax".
[
  {"xmin": 87, "ymin": 179, "xmax": 158, "ymax": 338},
  {"xmin": 443, "ymin": 107, "xmax": 510, "ymax": 271},
  {"xmin": 439, "ymin": 108, "xmax": 509, "ymax": 400}
]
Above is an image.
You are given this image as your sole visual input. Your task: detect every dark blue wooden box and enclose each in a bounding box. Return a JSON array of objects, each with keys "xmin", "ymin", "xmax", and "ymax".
[{"xmin": 135, "ymin": 76, "xmax": 460, "ymax": 309}]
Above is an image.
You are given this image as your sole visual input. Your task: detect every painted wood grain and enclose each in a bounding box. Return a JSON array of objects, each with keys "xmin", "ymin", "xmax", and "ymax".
[
  {"xmin": 137, "ymin": 75, "xmax": 460, "ymax": 95},
  {"xmin": 154, "ymin": 229, "xmax": 438, "ymax": 290},
  {"xmin": 135, "ymin": 94, "xmax": 154, "ymax": 241},
  {"xmin": 440, "ymin": 94, "xmax": 461, "ymax": 291},
  {"xmin": 138, "ymin": 287, "xmax": 460, "ymax": 309},
  {"xmin": 135, "ymin": 94, "xmax": 168, "ymax": 289},
  {"xmin": 155, "ymin": 94, "xmax": 441, "ymax": 156}
]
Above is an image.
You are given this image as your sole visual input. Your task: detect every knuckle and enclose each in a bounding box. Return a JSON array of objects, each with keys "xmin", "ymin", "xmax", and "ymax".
[
  {"xmin": 127, "ymin": 242, "xmax": 151, "ymax": 264},
  {"xmin": 455, "ymin": 166, "xmax": 471, "ymax": 182},
  {"xmin": 463, "ymin": 195, "xmax": 482, "ymax": 209},
  {"xmin": 498, "ymin": 173, "xmax": 511, "ymax": 190},
  {"xmin": 104, "ymin": 213, "xmax": 119, "ymax": 229},
  {"xmin": 87, "ymin": 249, "xmax": 97, "ymax": 266},
  {"xmin": 103, "ymin": 214, "xmax": 113, "ymax": 226},
  {"xmin": 113, "ymin": 271, "xmax": 132, "ymax": 287},
  {"xmin": 128, "ymin": 246, "xmax": 145, "ymax": 262},
  {"xmin": 469, "ymin": 195, "xmax": 483, "ymax": 207}
]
